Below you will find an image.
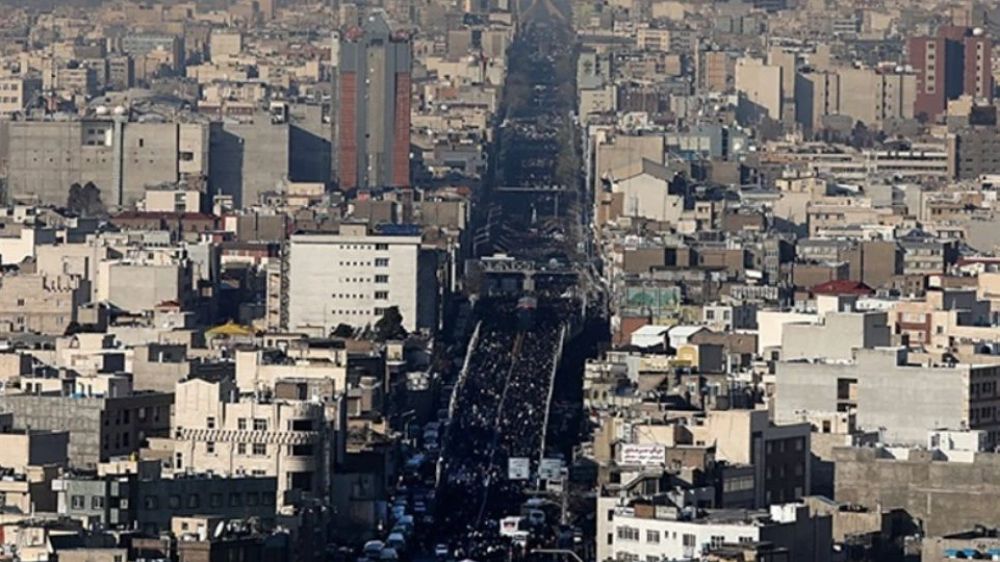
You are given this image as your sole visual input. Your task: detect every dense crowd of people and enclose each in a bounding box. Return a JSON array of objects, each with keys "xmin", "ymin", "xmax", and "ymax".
[{"xmin": 434, "ymin": 299, "xmax": 570, "ymax": 559}]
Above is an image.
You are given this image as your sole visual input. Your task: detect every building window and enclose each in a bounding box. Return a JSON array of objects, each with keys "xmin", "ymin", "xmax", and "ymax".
[
  {"xmin": 168, "ymin": 495, "xmax": 181, "ymax": 509},
  {"xmin": 237, "ymin": 443, "xmax": 247, "ymax": 455},
  {"xmin": 71, "ymin": 495, "xmax": 85, "ymax": 509},
  {"xmin": 616, "ymin": 526, "xmax": 640, "ymax": 541},
  {"xmin": 646, "ymin": 530, "xmax": 660, "ymax": 544},
  {"xmin": 92, "ymin": 496, "xmax": 104, "ymax": 509},
  {"xmin": 710, "ymin": 536, "xmax": 724, "ymax": 548},
  {"xmin": 253, "ymin": 443, "xmax": 267, "ymax": 456},
  {"xmin": 144, "ymin": 496, "xmax": 159, "ymax": 509},
  {"xmin": 237, "ymin": 418, "xmax": 247, "ymax": 430},
  {"xmin": 374, "ymin": 291, "xmax": 389, "ymax": 300},
  {"xmin": 210, "ymin": 493, "xmax": 223, "ymax": 508},
  {"xmin": 206, "ymin": 442, "xmax": 215, "ymax": 454},
  {"xmin": 375, "ymin": 243, "xmax": 389, "ymax": 250},
  {"xmin": 375, "ymin": 275, "xmax": 389, "ymax": 283},
  {"xmin": 375, "ymin": 258, "xmax": 389, "ymax": 267},
  {"xmin": 247, "ymin": 493, "xmax": 260, "ymax": 506},
  {"xmin": 206, "ymin": 416, "xmax": 216, "ymax": 429},
  {"xmin": 229, "ymin": 493, "xmax": 242, "ymax": 507},
  {"xmin": 187, "ymin": 494, "xmax": 200, "ymax": 509},
  {"xmin": 253, "ymin": 418, "xmax": 268, "ymax": 431}
]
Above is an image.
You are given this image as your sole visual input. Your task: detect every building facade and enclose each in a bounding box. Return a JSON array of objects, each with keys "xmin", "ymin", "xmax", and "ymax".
[
  {"xmin": 4, "ymin": 120, "xmax": 208, "ymax": 207},
  {"xmin": 288, "ymin": 224, "xmax": 436, "ymax": 334},
  {"xmin": 597, "ymin": 501, "xmax": 832, "ymax": 562},
  {"xmin": 908, "ymin": 26, "xmax": 993, "ymax": 120},
  {"xmin": 776, "ymin": 347, "xmax": 1000, "ymax": 446},
  {"xmin": 170, "ymin": 376, "xmax": 344, "ymax": 508},
  {"xmin": 0, "ymin": 389, "xmax": 172, "ymax": 470}
]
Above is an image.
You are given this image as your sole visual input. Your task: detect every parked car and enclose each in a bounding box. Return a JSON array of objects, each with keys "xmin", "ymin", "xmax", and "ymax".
[
  {"xmin": 363, "ymin": 540, "xmax": 385, "ymax": 559},
  {"xmin": 386, "ymin": 532, "xmax": 407, "ymax": 553}
]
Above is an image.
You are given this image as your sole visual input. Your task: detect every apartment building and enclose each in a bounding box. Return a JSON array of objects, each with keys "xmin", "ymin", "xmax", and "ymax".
[
  {"xmin": 0, "ymin": 77, "xmax": 41, "ymax": 115},
  {"xmin": 234, "ymin": 348, "xmax": 348, "ymax": 394},
  {"xmin": 55, "ymin": 460, "xmax": 278, "ymax": 535},
  {"xmin": 687, "ymin": 409, "xmax": 812, "ymax": 508},
  {"xmin": 0, "ymin": 378, "xmax": 172, "ymax": 469},
  {"xmin": 0, "ymin": 273, "xmax": 91, "ymax": 335},
  {"xmin": 898, "ymin": 236, "xmax": 959, "ymax": 275},
  {"xmin": 946, "ymin": 127, "xmax": 1000, "ymax": 179},
  {"xmin": 776, "ymin": 347, "xmax": 1000, "ymax": 446},
  {"xmin": 834, "ymin": 437, "xmax": 1000, "ymax": 536},
  {"xmin": 794, "ymin": 70, "xmax": 839, "ymax": 133},
  {"xmin": 735, "ymin": 57, "xmax": 782, "ymax": 123},
  {"xmin": 908, "ymin": 26, "xmax": 992, "ymax": 120},
  {"xmin": 836, "ymin": 68, "xmax": 916, "ymax": 128},
  {"xmin": 780, "ymin": 304, "xmax": 891, "ymax": 361},
  {"xmin": 170, "ymin": 376, "xmax": 345, "ymax": 507}
]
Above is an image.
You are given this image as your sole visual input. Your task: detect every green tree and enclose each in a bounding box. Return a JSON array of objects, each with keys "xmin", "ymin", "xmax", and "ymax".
[
  {"xmin": 374, "ymin": 306, "xmax": 407, "ymax": 341},
  {"xmin": 330, "ymin": 323, "xmax": 354, "ymax": 338},
  {"xmin": 67, "ymin": 181, "xmax": 105, "ymax": 217}
]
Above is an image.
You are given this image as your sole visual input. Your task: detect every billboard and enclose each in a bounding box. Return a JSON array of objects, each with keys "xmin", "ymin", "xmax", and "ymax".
[
  {"xmin": 500, "ymin": 516, "xmax": 524, "ymax": 537},
  {"xmin": 621, "ymin": 285, "xmax": 683, "ymax": 322},
  {"xmin": 538, "ymin": 458, "xmax": 565, "ymax": 480},
  {"xmin": 508, "ymin": 457, "xmax": 530, "ymax": 480},
  {"xmin": 620, "ymin": 444, "xmax": 666, "ymax": 466},
  {"xmin": 622, "ymin": 285, "xmax": 681, "ymax": 310}
]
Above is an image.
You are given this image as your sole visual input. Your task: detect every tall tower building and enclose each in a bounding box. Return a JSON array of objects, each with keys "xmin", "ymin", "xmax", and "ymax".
[{"xmin": 335, "ymin": 12, "xmax": 412, "ymax": 191}]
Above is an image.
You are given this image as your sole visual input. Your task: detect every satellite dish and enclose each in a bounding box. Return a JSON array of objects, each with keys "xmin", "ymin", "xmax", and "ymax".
[{"xmin": 213, "ymin": 520, "xmax": 226, "ymax": 539}]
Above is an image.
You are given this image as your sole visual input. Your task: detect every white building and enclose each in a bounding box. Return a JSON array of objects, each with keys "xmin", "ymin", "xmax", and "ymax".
[
  {"xmin": 288, "ymin": 224, "xmax": 437, "ymax": 335},
  {"xmin": 596, "ymin": 499, "xmax": 832, "ymax": 562}
]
